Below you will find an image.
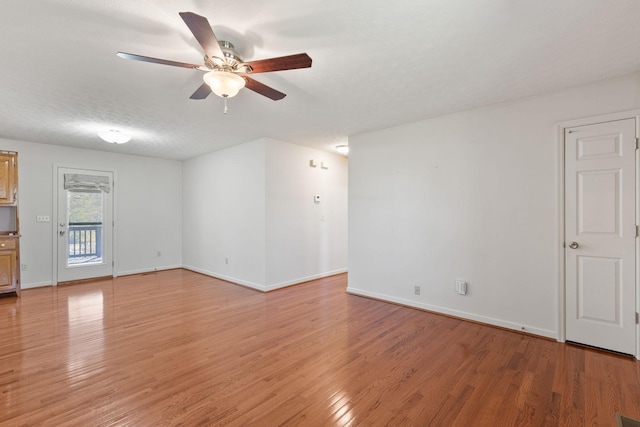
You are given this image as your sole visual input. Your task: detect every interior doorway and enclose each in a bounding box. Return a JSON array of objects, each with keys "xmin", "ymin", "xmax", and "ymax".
[{"xmin": 563, "ymin": 116, "xmax": 637, "ymax": 356}]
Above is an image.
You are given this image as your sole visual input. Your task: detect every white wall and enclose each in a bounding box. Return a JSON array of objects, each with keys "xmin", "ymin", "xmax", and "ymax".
[
  {"xmin": 0, "ymin": 138, "xmax": 183, "ymax": 288},
  {"xmin": 182, "ymin": 139, "xmax": 267, "ymax": 288},
  {"xmin": 265, "ymin": 139, "xmax": 348, "ymax": 289},
  {"xmin": 348, "ymin": 71, "xmax": 640, "ymax": 338},
  {"xmin": 182, "ymin": 138, "xmax": 348, "ymax": 291}
]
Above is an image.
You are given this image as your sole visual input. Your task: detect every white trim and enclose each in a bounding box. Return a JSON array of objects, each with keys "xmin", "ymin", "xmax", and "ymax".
[
  {"xmin": 21, "ymin": 281, "xmax": 53, "ymax": 290},
  {"xmin": 558, "ymin": 109, "xmax": 640, "ymax": 129},
  {"xmin": 112, "ymin": 169, "xmax": 118, "ymax": 278},
  {"xmin": 182, "ymin": 265, "xmax": 348, "ymax": 293},
  {"xmin": 52, "ymin": 164, "xmax": 57, "ymax": 285},
  {"xmin": 557, "ymin": 124, "xmax": 566, "ymax": 343},
  {"xmin": 637, "ymin": 117, "xmax": 640, "ymax": 360},
  {"xmin": 557, "ymin": 109, "xmax": 640, "ymax": 359},
  {"xmin": 182, "ymin": 265, "xmax": 267, "ymax": 291},
  {"xmin": 21, "ymin": 268, "xmax": 349, "ymax": 292},
  {"xmin": 264, "ymin": 268, "xmax": 348, "ymax": 291},
  {"xmin": 346, "ymin": 287, "xmax": 556, "ymax": 339},
  {"xmin": 117, "ymin": 265, "xmax": 182, "ymax": 277}
]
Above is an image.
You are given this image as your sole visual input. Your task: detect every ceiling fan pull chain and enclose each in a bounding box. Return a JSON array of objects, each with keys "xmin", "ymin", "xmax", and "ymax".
[{"xmin": 223, "ymin": 95, "xmax": 229, "ymax": 114}]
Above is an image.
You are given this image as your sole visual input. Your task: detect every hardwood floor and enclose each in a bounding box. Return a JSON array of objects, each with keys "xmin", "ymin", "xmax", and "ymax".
[{"xmin": 1, "ymin": 270, "xmax": 639, "ymax": 426}]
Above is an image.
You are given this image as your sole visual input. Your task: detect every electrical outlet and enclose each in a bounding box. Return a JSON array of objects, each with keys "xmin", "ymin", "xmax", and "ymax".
[
  {"xmin": 156, "ymin": 251, "xmax": 161, "ymax": 257},
  {"xmin": 225, "ymin": 257, "xmax": 229, "ymax": 264},
  {"xmin": 20, "ymin": 264, "xmax": 27, "ymax": 271},
  {"xmin": 455, "ymin": 280, "xmax": 468, "ymax": 295},
  {"xmin": 414, "ymin": 285, "xmax": 420, "ymax": 295}
]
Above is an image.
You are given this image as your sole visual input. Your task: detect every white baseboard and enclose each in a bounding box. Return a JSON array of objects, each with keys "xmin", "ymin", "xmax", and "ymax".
[
  {"xmin": 20, "ymin": 267, "xmax": 348, "ymax": 294},
  {"xmin": 21, "ymin": 281, "xmax": 53, "ymax": 289},
  {"xmin": 346, "ymin": 286, "xmax": 557, "ymax": 339},
  {"xmin": 182, "ymin": 265, "xmax": 267, "ymax": 291},
  {"xmin": 116, "ymin": 264, "xmax": 182, "ymax": 277},
  {"xmin": 264, "ymin": 268, "xmax": 348, "ymax": 291},
  {"xmin": 183, "ymin": 265, "xmax": 348, "ymax": 293}
]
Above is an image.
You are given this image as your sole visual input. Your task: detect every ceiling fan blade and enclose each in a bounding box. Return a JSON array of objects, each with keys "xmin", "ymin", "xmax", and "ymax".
[
  {"xmin": 179, "ymin": 12, "xmax": 225, "ymax": 60},
  {"xmin": 190, "ymin": 83, "xmax": 212, "ymax": 100},
  {"xmin": 245, "ymin": 53, "xmax": 312, "ymax": 74},
  {"xmin": 244, "ymin": 77, "xmax": 286, "ymax": 100},
  {"xmin": 117, "ymin": 52, "xmax": 201, "ymax": 69}
]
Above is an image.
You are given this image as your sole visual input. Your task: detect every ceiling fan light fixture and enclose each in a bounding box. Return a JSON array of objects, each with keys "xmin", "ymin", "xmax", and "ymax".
[
  {"xmin": 98, "ymin": 129, "xmax": 131, "ymax": 144},
  {"xmin": 203, "ymin": 71, "xmax": 246, "ymax": 98}
]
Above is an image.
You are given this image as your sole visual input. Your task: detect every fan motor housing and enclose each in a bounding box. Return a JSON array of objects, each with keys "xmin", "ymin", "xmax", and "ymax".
[{"xmin": 205, "ymin": 41, "xmax": 252, "ymax": 73}]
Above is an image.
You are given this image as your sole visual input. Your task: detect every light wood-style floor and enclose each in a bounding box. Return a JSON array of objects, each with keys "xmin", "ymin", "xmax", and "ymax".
[{"xmin": 1, "ymin": 270, "xmax": 639, "ymax": 426}]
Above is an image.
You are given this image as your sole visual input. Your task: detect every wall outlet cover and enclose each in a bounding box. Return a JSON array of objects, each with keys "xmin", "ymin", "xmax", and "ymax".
[{"xmin": 455, "ymin": 280, "xmax": 467, "ymax": 295}]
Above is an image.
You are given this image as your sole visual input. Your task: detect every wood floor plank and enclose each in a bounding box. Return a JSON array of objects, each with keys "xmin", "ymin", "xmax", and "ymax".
[{"xmin": 1, "ymin": 269, "xmax": 639, "ymax": 426}]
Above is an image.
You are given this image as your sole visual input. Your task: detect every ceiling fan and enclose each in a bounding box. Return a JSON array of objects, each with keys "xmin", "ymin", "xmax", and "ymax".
[{"xmin": 117, "ymin": 12, "xmax": 312, "ymax": 112}]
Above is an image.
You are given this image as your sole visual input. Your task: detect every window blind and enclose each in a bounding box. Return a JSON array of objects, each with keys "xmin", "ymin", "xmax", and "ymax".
[{"xmin": 63, "ymin": 174, "xmax": 111, "ymax": 193}]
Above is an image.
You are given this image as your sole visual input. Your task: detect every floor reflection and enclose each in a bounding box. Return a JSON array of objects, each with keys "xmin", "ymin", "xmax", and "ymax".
[
  {"xmin": 67, "ymin": 291, "xmax": 104, "ymax": 323},
  {"xmin": 65, "ymin": 291, "xmax": 105, "ymax": 382}
]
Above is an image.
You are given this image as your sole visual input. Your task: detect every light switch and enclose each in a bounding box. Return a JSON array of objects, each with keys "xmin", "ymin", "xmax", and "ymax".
[{"xmin": 36, "ymin": 215, "xmax": 50, "ymax": 222}]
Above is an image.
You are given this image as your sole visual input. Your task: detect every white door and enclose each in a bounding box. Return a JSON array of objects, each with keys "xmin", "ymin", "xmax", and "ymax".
[
  {"xmin": 57, "ymin": 167, "xmax": 113, "ymax": 282},
  {"xmin": 565, "ymin": 118, "xmax": 636, "ymax": 355}
]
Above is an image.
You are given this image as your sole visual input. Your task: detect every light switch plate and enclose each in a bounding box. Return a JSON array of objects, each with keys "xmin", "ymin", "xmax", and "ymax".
[{"xmin": 36, "ymin": 215, "xmax": 50, "ymax": 222}]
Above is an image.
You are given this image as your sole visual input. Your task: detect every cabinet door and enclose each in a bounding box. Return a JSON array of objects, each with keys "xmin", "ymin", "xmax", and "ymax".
[
  {"xmin": 0, "ymin": 153, "xmax": 16, "ymax": 205},
  {"xmin": 0, "ymin": 250, "xmax": 16, "ymax": 291}
]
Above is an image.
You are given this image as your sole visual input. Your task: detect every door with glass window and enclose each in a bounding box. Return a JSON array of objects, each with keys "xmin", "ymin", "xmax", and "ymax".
[{"xmin": 57, "ymin": 167, "xmax": 113, "ymax": 282}]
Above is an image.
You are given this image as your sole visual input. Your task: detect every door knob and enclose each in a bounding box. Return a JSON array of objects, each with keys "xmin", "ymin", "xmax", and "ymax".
[
  {"xmin": 568, "ymin": 241, "xmax": 579, "ymax": 249},
  {"xmin": 59, "ymin": 230, "xmax": 65, "ymax": 236}
]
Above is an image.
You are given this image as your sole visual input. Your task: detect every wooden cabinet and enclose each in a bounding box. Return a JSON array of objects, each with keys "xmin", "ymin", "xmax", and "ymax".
[
  {"xmin": 0, "ymin": 152, "xmax": 17, "ymax": 205},
  {"xmin": 0, "ymin": 151, "xmax": 19, "ymax": 296},
  {"xmin": 0, "ymin": 237, "xmax": 18, "ymax": 293}
]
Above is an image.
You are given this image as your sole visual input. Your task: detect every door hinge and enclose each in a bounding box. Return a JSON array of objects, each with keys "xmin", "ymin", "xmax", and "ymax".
[
  {"xmin": 112, "ymin": 261, "xmax": 114, "ymax": 267},
  {"xmin": 636, "ymin": 226, "xmax": 639, "ymax": 237},
  {"xmin": 636, "ymin": 138, "xmax": 639, "ymax": 149},
  {"xmin": 636, "ymin": 312, "xmax": 639, "ymax": 324}
]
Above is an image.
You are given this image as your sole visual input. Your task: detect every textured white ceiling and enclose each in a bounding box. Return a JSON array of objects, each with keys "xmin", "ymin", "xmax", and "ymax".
[{"xmin": 1, "ymin": 0, "xmax": 639, "ymax": 160}]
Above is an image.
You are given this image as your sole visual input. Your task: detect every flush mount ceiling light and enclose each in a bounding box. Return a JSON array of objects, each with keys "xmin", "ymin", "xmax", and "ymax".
[
  {"xmin": 336, "ymin": 145, "xmax": 349, "ymax": 155},
  {"xmin": 97, "ymin": 130, "xmax": 131, "ymax": 144}
]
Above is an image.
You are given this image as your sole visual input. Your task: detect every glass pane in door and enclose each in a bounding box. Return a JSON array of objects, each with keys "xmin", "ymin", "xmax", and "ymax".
[{"xmin": 66, "ymin": 190, "xmax": 104, "ymax": 266}]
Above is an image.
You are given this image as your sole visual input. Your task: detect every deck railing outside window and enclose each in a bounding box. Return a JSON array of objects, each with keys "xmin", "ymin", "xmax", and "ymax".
[{"xmin": 68, "ymin": 222, "xmax": 102, "ymax": 264}]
